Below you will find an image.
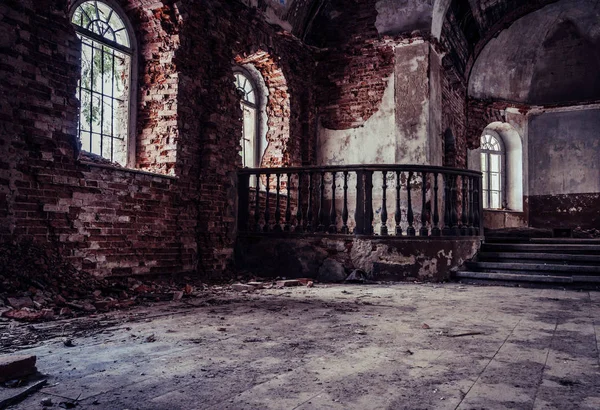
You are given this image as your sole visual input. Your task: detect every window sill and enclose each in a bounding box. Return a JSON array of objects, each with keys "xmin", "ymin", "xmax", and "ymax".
[{"xmin": 79, "ymin": 160, "xmax": 178, "ymax": 181}]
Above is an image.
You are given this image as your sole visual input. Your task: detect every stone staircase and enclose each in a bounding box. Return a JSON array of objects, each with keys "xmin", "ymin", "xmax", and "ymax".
[{"xmin": 455, "ymin": 237, "xmax": 600, "ymax": 287}]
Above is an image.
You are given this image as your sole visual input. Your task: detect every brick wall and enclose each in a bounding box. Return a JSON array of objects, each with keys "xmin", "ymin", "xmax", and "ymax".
[
  {"xmin": 441, "ymin": 64, "xmax": 468, "ymax": 168},
  {"xmin": 439, "ymin": 5, "xmax": 472, "ymax": 169},
  {"xmin": 307, "ymin": 0, "xmax": 395, "ymax": 130},
  {"xmin": 466, "ymin": 99, "xmax": 509, "ymax": 149},
  {"xmin": 0, "ymin": 0, "xmax": 316, "ymax": 279}
]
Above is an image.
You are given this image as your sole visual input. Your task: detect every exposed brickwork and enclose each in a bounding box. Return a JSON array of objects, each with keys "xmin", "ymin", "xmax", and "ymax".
[
  {"xmin": 441, "ymin": 63, "xmax": 468, "ymax": 168},
  {"xmin": 440, "ymin": 6, "xmax": 470, "ymax": 77},
  {"xmin": 122, "ymin": 0, "xmax": 182, "ymax": 175},
  {"xmin": 0, "ymin": 0, "xmax": 316, "ymax": 279},
  {"xmin": 307, "ymin": 0, "xmax": 395, "ymax": 130},
  {"xmin": 175, "ymin": 0, "xmax": 316, "ymax": 276},
  {"xmin": 236, "ymin": 51, "xmax": 294, "ymax": 167},
  {"xmin": 466, "ymin": 99, "xmax": 513, "ymax": 149}
]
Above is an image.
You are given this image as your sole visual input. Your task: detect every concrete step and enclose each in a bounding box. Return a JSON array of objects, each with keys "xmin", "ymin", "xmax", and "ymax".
[
  {"xmin": 466, "ymin": 261, "xmax": 600, "ymax": 274},
  {"xmin": 456, "ymin": 271, "xmax": 600, "ymax": 284},
  {"xmin": 455, "ymin": 271, "xmax": 574, "ymax": 283},
  {"xmin": 478, "ymin": 252, "xmax": 600, "ymax": 265},
  {"xmin": 484, "ymin": 237, "xmax": 600, "ymax": 245},
  {"xmin": 481, "ymin": 243, "xmax": 600, "ymax": 254},
  {"xmin": 478, "ymin": 252, "xmax": 600, "ymax": 264}
]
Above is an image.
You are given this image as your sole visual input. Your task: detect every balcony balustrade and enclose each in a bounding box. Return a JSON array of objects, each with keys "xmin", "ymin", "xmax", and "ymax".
[{"xmin": 237, "ymin": 165, "xmax": 483, "ymax": 238}]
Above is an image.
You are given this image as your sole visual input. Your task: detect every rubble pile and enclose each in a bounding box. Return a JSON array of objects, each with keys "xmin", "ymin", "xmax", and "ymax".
[{"xmin": 0, "ymin": 241, "xmax": 200, "ymax": 322}]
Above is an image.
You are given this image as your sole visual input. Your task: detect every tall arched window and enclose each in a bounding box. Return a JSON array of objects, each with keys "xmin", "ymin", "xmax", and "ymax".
[
  {"xmin": 481, "ymin": 133, "xmax": 505, "ymax": 209},
  {"xmin": 234, "ymin": 71, "xmax": 260, "ymax": 168},
  {"xmin": 71, "ymin": 1, "xmax": 134, "ymax": 166}
]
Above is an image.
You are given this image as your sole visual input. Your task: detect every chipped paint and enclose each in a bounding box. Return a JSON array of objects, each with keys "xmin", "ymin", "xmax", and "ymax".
[
  {"xmin": 317, "ymin": 74, "xmax": 396, "ymax": 166},
  {"xmin": 237, "ymin": 235, "xmax": 482, "ymax": 282}
]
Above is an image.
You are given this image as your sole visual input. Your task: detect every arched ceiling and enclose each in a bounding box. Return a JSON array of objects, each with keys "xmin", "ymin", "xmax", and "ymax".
[{"xmin": 469, "ymin": 0, "xmax": 600, "ymax": 105}]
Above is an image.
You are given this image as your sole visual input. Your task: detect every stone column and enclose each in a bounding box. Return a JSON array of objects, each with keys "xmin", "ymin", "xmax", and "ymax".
[{"xmin": 394, "ymin": 41, "xmax": 443, "ymax": 166}]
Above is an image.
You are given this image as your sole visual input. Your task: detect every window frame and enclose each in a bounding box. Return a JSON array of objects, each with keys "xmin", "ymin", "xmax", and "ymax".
[
  {"xmin": 234, "ymin": 67, "xmax": 262, "ymax": 168},
  {"xmin": 70, "ymin": 0, "xmax": 138, "ymax": 168},
  {"xmin": 480, "ymin": 132, "xmax": 506, "ymax": 210}
]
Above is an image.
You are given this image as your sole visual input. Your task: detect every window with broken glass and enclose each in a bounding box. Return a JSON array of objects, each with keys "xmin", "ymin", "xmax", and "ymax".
[
  {"xmin": 480, "ymin": 134, "xmax": 505, "ymax": 209},
  {"xmin": 234, "ymin": 71, "xmax": 260, "ymax": 168},
  {"xmin": 71, "ymin": 1, "xmax": 133, "ymax": 166}
]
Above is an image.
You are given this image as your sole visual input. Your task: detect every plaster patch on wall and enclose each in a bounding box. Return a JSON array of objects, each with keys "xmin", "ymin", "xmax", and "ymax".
[
  {"xmin": 350, "ymin": 239, "xmax": 416, "ymax": 273},
  {"xmin": 375, "ymin": 0, "xmax": 433, "ymax": 35},
  {"xmin": 418, "ymin": 256, "xmax": 437, "ymax": 277},
  {"xmin": 317, "ymin": 75, "xmax": 396, "ymax": 165},
  {"xmin": 437, "ymin": 249, "xmax": 453, "ymax": 266},
  {"xmin": 395, "ymin": 42, "xmax": 432, "ymax": 164}
]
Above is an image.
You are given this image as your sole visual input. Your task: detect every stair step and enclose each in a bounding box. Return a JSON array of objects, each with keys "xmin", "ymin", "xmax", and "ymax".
[
  {"xmin": 455, "ymin": 271, "xmax": 574, "ymax": 283},
  {"xmin": 466, "ymin": 261, "xmax": 600, "ymax": 274},
  {"xmin": 484, "ymin": 237, "xmax": 600, "ymax": 245},
  {"xmin": 481, "ymin": 243, "xmax": 600, "ymax": 254},
  {"xmin": 478, "ymin": 252, "xmax": 600, "ymax": 264},
  {"xmin": 456, "ymin": 271, "xmax": 600, "ymax": 284},
  {"xmin": 534, "ymin": 238, "xmax": 600, "ymax": 244}
]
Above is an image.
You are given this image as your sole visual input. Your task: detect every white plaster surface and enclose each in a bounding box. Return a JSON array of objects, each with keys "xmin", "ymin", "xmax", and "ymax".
[{"xmin": 317, "ymin": 75, "xmax": 396, "ymax": 166}]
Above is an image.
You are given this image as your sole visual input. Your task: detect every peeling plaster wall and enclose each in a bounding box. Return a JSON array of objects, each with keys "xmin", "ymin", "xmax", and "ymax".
[
  {"xmin": 529, "ymin": 108, "xmax": 600, "ymax": 197},
  {"xmin": 395, "ymin": 42, "xmax": 442, "ymax": 165},
  {"xmin": 236, "ymin": 235, "xmax": 482, "ymax": 282},
  {"xmin": 469, "ymin": 0, "xmax": 600, "ymax": 105},
  {"xmin": 317, "ymin": 40, "xmax": 444, "ymax": 168},
  {"xmin": 317, "ymin": 75, "xmax": 396, "ymax": 166},
  {"xmin": 528, "ymin": 107, "xmax": 600, "ymax": 229},
  {"xmin": 375, "ymin": 0, "xmax": 433, "ymax": 35}
]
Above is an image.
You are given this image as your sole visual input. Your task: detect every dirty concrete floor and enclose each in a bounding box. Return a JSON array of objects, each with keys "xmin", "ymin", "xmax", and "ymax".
[{"xmin": 4, "ymin": 283, "xmax": 600, "ymax": 410}]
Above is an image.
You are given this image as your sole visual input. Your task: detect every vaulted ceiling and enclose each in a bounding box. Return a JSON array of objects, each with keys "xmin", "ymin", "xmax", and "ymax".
[{"xmin": 469, "ymin": 0, "xmax": 600, "ymax": 104}]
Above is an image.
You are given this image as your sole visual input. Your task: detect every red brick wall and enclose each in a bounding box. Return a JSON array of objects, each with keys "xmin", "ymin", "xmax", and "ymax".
[
  {"xmin": 466, "ymin": 99, "xmax": 508, "ymax": 149},
  {"xmin": 442, "ymin": 65, "xmax": 468, "ymax": 168},
  {"xmin": 0, "ymin": 0, "xmax": 316, "ymax": 279},
  {"xmin": 307, "ymin": 0, "xmax": 395, "ymax": 130}
]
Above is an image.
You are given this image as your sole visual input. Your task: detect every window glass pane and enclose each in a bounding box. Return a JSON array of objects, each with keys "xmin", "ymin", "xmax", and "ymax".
[
  {"xmin": 481, "ymin": 153, "xmax": 487, "ymax": 171},
  {"xmin": 73, "ymin": 2, "xmax": 132, "ymax": 166},
  {"xmin": 482, "ymin": 174, "xmax": 488, "ymax": 190},
  {"xmin": 234, "ymin": 73, "xmax": 256, "ymax": 104},
  {"xmin": 72, "ymin": 1, "xmax": 130, "ymax": 47},
  {"xmin": 241, "ymin": 105, "xmax": 257, "ymax": 167},
  {"xmin": 491, "ymin": 191, "xmax": 500, "ymax": 209},
  {"xmin": 491, "ymin": 173, "xmax": 500, "ymax": 190},
  {"xmin": 482, "ymin": 190, "xmax": 489, "ymax": 208},
  {"xmin": 490, "ymin": 154, "xmax": 501, "ymax": 172},
  {"xmin": 481, "ymin": 134, "xmax": 501, "ymax": 151}
]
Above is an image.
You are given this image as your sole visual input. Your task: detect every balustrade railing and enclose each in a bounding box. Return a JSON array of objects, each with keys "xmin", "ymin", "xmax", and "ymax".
[{"xmin": 237, "ymin": 165, "xmax": 483, "ymax": 237}]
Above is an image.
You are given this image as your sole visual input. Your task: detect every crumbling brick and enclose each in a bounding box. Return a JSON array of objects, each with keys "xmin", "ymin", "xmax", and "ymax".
[{"xmin": 0, "ymin": 355, "xmax": 37, "ymax": 382}]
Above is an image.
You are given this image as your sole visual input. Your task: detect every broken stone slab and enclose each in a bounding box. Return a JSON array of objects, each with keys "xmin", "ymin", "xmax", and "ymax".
[
  {"xmin": 0, "ymin": 355, "xmax": 37, "ymax": 382},
  {"xmin": 295, "ymin": 278, "xmax": 313, "ymax": 285},
  {"xmin": 231, "ymin": 284, "xmax": 256, "ymax": 292},
  {"xmin": 0, "ymin": 379, "xmax": 46, "ymax": 409},
  {"xmin": 2, "ymin": 308, "xmax": 54, "ymax": 322},
  {"xmin": 7, "ymin": 297, "xmax": 34, "ymax": 309},
  {"xmin": 275, "ymin": 280, "xmax": 302, "ymax": 288}
]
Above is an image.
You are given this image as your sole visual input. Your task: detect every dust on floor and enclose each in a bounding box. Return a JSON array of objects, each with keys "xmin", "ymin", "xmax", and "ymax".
[{"xmin": 2, "ymin": 283, "xmax": 600, "ymax": 409}]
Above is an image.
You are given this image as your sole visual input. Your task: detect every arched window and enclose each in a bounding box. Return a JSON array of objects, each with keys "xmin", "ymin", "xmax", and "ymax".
[
  {"xmin": 71, "ymin": 1, "xmax": 134, "ymax": 166},
  {"xmin": 234, "ymin": 70, "xmax": 260, "ymax": 168},
  {"xmin": 480, "ymin": 133, "xmax": 505, "ymax": 209}
]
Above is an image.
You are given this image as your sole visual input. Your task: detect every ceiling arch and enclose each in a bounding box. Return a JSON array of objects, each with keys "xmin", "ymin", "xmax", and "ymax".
[{"xmin": 468, "ymin": 0, "xmax": 600, "ymax": 105}]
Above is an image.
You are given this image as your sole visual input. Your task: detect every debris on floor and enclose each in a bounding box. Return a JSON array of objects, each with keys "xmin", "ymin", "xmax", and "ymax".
[
  {"xmin": 0, "ymin": 241, "xmax": 210, "ymax": 323},
  {"xmin": 0, "ymin": 378, "xmax": 47, "ymax": 409},
  {"xmin": 0, "ymin": 355, "xmax": 37, "ymax": 382}
]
